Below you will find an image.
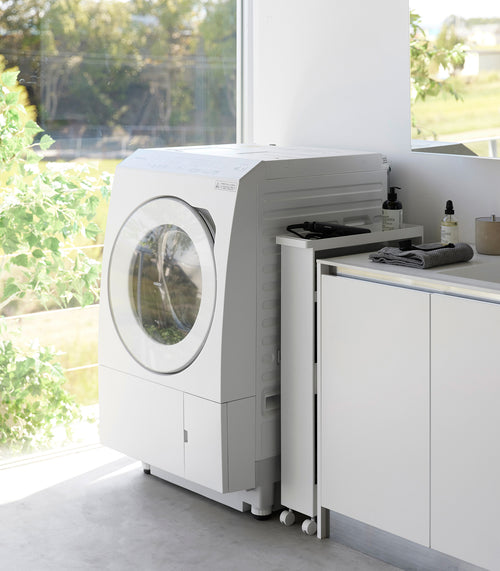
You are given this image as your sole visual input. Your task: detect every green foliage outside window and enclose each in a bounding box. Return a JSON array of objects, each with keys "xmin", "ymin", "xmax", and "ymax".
[
  {"xmin": 0, "ymin": 327, "xmax": 81, "ymax": 454},
  {"xmin": 410, "ymin": 10, "xmax": 466, "ymax": 137},
  {"xmin": 0, "ymin": 63, "xmax": 111, "ymax": 456},
  {"xmin": 410, "ymin": 10, "xmax": 466, "ymax": 104}
]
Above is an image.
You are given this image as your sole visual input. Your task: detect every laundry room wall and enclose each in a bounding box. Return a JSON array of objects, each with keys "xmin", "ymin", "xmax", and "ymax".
[{"xmin": 249, "ymin": 0, "xmax": 500, "ymax": 243}]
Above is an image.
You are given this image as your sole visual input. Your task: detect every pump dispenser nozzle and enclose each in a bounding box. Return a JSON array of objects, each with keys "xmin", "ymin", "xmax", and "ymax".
[{"xmin": 388, "ymin": 186, "xmax": 400, "ymax": 201}]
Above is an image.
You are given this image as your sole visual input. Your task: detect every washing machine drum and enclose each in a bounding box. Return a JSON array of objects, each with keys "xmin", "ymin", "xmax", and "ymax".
[{"xmin": 108, "ymin": 197, "xmax": 216, "ymax": 373}]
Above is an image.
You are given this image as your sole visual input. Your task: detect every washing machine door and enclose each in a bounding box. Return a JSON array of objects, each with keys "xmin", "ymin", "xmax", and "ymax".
[{"xmin": 108, "ymin": 197, "xmax": 216, "ymax": 373}]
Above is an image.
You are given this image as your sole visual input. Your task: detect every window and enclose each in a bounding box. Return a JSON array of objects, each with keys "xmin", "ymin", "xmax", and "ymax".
[
  {"xmin": 0, "ymin": 0, "xmax": 238, "ymax": 460},
  {"xmin": 410, "ymin": 0, "xmax": 500, "ymax": 158}
]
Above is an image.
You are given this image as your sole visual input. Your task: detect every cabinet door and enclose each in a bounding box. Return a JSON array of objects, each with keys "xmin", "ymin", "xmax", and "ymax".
[
  {"xmin": 431, "ymin": 294, "xmax": 500, "ymax": 570},
  {"xmin": 320, "ymin": 275, "xmax": 430, "ymax": 546},
  {"xmin": 184, "ymin": 394, "xmax": 228, "ymax": 493},
  {"xmin": 183, "ymin": 395, "xmax": 256, "ymax": 494},
  {"xmin": 99, "ymin": 366, "xmax": 185, "ymax": 477}
]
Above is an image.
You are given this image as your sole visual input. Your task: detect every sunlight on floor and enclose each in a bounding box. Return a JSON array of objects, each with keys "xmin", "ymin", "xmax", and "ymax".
[
  {"xmin": 89, "ymin": 461, "xmax": 140, "ymax": 485},
  {"xmin": 0, "ymin": 445, "xmax": 127, "ymax": 505}
]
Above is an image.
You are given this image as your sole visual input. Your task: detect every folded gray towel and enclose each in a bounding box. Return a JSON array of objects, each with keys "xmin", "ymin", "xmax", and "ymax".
[{"xmin": 369, "ymin": 243, "xmax": 474, "ymax": 269}]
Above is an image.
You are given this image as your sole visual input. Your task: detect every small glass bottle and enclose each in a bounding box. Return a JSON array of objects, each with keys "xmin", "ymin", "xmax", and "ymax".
[{"xmin": 441, "ymin": 200, "xmax": 459, "ymax": 244}]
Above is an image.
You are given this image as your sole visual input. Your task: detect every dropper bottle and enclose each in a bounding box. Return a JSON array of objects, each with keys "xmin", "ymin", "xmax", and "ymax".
[{"xmin": 441, "ymin": 200, "xmax": 459, "ymax": 245}]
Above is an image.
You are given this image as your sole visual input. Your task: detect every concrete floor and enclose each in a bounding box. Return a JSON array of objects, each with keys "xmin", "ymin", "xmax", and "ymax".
[{"xmin": 0, "ymin": 446, "xmax": 402, "ymax": 571}]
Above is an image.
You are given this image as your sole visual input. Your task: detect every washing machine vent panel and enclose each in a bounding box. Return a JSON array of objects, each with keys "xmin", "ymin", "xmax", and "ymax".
[
  {"xmin": 109, "ymin": 197, "xmax": 216, "ymax": 374},
  {"xmin": 252, "ymin": 168, "xmax": 386, "ymax": 461}
]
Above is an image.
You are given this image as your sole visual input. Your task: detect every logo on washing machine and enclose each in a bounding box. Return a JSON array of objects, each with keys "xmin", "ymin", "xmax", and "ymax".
[{"xmin": 215, "ymin": 179, "xmax": 238, "ymax": 192}]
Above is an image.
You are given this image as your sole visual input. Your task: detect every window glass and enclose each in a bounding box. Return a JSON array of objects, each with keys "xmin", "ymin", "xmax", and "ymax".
[
  {"xmin": 410, "ymin": 0, "xmax": 500, "ymax": 158},
  {"xmin": 3, "ymin": 0, "xmax": 237, "ymax": 151},
  {"xmin": 0, "ymin": 0, "xmax": 237, "ymax": 460}
]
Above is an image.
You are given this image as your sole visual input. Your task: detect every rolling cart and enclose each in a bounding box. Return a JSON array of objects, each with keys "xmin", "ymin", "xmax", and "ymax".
[{"xmin": 277, "ymin": 224, "xmax": 424, "ymax": 535}]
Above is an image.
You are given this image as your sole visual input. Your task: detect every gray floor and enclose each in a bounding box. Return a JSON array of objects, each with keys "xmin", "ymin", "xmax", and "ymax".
[{"xmin": 0, "ymin": 446, "xmax": 402, "ymax": 571}]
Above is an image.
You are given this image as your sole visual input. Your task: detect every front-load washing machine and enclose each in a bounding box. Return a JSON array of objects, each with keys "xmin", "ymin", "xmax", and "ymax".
[{"xmin": 99, "ymin": 144, "xmax": 387, "ymax": 516}]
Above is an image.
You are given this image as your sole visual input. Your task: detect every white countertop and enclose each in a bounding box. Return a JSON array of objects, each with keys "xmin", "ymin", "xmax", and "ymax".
[{"xmin": 320, "ymin": 248, "xmax": 500, "ymax": 304}]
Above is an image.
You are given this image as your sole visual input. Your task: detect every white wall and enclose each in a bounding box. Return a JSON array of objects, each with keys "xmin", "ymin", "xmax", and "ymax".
[{"xmin": 250, "ymin": 0, "xmax": 500, "ymax": 242}]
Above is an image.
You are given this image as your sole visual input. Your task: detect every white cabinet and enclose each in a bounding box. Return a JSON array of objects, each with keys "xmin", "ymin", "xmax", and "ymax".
[
  {"xmin": 99, "ymin": 366, "xmax": 255, "ymax": 495},
  {"xmin": 184, "ymin": 394, "xmax": 226, "ymax": 492},
  {"xmin": 319, "ymin": 268, "xmax": 500, "ymax": 568},
  {"xmin": 431, "ymin": 294, "xmax": 500, "ymax": 570},
  {"xmin": 99, "ymin": 366, "xmax": 185, "ymax": 477},
  {"xmin": 184, "ymin": 394, "xmax": 256, "ymax": 494},
  {"xmin": 320, "ymin": 275, "xmax": 430, "ymax": 546}
]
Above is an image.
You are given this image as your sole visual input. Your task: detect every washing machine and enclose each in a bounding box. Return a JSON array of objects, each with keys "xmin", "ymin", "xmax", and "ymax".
[{"xmin": 98, "ymin": 143, "xmax": 387, "ymax": 516}]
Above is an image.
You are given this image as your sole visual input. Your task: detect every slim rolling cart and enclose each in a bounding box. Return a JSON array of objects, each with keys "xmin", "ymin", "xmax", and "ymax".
[{"xmin": 277, "ymin": 223, "xmax": 424, "ymax": 536}]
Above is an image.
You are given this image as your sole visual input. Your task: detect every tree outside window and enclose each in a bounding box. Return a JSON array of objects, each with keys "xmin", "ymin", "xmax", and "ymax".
[{"xmin": 0, "ymin": 0, "xmax": 237, "ymax": 459}]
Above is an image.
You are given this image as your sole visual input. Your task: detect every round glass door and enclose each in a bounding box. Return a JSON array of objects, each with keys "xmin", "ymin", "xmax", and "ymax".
[{"xmin": 109, "ymin": 197, "xmax": 216, "ymax": 373}]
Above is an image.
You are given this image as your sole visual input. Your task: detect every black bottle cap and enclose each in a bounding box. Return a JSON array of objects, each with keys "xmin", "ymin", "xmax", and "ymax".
[{"xmin": 445, "ymin": 200, "xmax": 455, "ymax": 215}]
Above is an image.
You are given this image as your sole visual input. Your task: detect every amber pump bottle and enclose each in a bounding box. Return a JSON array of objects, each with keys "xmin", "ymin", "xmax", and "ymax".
[{"xmin": 382, "ymin": 186, "xmax": 403, "ymax": 231}]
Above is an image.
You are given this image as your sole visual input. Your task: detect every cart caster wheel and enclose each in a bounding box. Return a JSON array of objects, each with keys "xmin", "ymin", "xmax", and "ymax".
[
  {"xmin": 302, "ymin": 518, "xmax": 317, "ymax": 536},
  {"xmin": 279, "ymin": 510, "xmax": 296, "ymax": 527},
  {"xmin": 142, "ymin": 462, "xmax": 151, "ymax": 475}
]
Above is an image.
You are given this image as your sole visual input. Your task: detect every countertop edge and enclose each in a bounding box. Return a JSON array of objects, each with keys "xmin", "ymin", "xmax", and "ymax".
[{"xmin": 319, "ymin": 251, "xmax": 500, "ymax": 304}]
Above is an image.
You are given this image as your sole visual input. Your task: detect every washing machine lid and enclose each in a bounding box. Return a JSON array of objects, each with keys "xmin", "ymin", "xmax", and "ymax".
[{"xmin": 109, "ymin": 197, "xmax": 216, "ymax": 373}]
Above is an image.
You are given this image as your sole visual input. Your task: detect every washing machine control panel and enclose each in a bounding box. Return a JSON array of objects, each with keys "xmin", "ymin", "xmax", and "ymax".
[{"xmin": 121, "ymin": 148, "xmax": 259, "ymax": 180}]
